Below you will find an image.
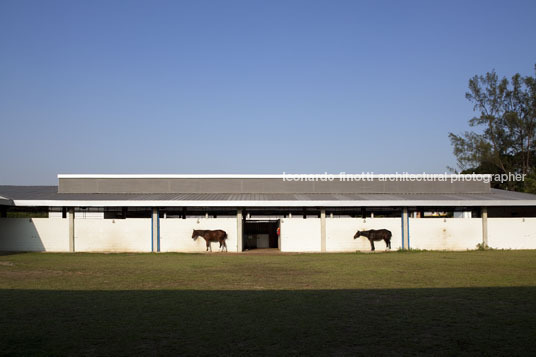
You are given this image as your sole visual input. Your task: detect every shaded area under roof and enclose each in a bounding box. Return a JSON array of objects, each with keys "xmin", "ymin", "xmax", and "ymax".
[{"xmin": 1, "ymin": 186, "xmax": 536, "ymax": 207}]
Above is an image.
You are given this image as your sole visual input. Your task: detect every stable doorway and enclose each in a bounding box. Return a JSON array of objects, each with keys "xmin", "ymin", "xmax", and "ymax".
[{"xmin": 243, "ymin": 220, "xmax": 279, "ymax": 251}]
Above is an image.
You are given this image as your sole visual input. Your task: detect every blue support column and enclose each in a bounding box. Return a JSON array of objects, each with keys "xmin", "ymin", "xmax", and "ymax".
[
  {"xmin": 151, "ymin": 208, "xmax": 160, "ymax": 252},
  {"xmin": 401, "ymin": 207, "xmax": 409, "ymax": 250}
]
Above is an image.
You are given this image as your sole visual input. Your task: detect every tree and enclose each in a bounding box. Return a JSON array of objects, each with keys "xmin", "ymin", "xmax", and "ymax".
[{"xmin": 449, "ymin": 65, "xmax": 536, "ymax": 192}]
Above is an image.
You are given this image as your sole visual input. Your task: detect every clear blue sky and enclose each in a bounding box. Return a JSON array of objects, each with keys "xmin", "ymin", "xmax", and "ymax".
[{"xmin": 1, "ymin": 0, "xmax": 535, "ymax": 184}]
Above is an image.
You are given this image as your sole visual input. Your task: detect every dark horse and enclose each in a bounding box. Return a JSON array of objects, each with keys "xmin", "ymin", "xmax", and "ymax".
[
  {"xmin": 354, "ymin": 229, "xmax": 392, "ymax": 251},
  {"xmin": 192, "ymin": 229, "xmax": 228, "ymax": 252}
]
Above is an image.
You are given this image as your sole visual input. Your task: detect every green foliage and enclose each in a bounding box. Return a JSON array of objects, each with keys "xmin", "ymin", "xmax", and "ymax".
[
  {"xmin": 396, "ymin": 248, "xmax": 428, "ymax": 252},
  {"xmin": 523, "ymin": 172, "xmax": 536, "ymax": 193},
  {"xmin": 476, "ymin": 242, "xmax": 489, "ymax": 251},
  {"xmin": 449, "ymin": 65, "xmax": 536, "ymax": 192}
]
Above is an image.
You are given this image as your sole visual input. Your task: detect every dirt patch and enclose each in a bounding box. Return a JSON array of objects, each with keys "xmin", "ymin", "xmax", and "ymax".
[{"xmin": 0, "ymin": 261, "xmax": 15, "ymax": 266}]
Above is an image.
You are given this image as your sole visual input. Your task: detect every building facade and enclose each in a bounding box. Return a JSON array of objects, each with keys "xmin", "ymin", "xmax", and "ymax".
[{"xmin": 1, "ymin": 174, "xmax": 536, "ymax": 252}]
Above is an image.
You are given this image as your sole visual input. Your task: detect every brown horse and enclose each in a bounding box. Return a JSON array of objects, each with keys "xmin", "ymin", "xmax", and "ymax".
[
  {"xmin": 354, "ymin": 229, "xmax": 392, "ymax": 251},
  {"xmin": 192, "ymin": 229, "xmax": 228, "ymax": 252}
]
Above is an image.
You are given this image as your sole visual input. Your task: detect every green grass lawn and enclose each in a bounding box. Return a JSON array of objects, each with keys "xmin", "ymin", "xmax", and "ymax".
[{"xmin": 1, "ymin": 251, "xmax": 535, "ymax": 356}]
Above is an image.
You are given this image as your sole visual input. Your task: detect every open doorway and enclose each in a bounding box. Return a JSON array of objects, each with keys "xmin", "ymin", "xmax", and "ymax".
[{"xmin": 243, "ymin": 220, "xmax": 279, "ymax": 251}]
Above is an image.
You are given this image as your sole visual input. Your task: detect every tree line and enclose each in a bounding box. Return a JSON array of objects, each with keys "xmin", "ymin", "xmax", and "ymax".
[{"xmin": 449, "ymin": 64, "xmax": 536, "ymax": 193}]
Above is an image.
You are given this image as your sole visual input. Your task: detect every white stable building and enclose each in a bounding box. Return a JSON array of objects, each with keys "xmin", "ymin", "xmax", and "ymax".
[{"xmin": 1, "ymin": 174, "xmax": 536, "ymax": 252}]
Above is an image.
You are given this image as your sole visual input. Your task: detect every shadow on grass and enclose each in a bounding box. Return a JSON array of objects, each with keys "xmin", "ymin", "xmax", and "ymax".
[
  {"xmin": 0, "ymin": 251, "xmax": 33, "ymax": 257},
  {"xmin": 1, "ymin": 287, "xmax": 535, "ymax": 356}
]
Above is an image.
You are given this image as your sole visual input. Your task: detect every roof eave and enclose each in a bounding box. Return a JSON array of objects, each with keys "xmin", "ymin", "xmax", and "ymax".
[{"xmin": 12, "ymin": 199, "xmax": 536, "ymax": 208}]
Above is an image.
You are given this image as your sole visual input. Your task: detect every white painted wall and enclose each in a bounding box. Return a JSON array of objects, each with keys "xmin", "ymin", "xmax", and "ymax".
[
  {"xmin": 280, "ymin": 218, "xmax": 321, "ymax": 252},
  {"xmin": 160, "ymin": 218, "xmax": 238, "ymax": 252},
  {"xmin": 2, "ymin": 215, "xmax": 536, "ymax": 253},
  {"xmin": 0, "ymin": 218, "xmax": 69, "ymax": 252},
  {"xmin": 75, "ymin": 218, "xmax": 151, "ymax": 252},
  {"xmin": 409, "ymin": 218, "xmax": 482, "ymax": 250},
  {"xmin": 326, "ymin": 218, "xmax": 402, "ymax": 252},
  {"xmin": 488, "ymin": 218, "xmax": 536, "ymax": 249}
]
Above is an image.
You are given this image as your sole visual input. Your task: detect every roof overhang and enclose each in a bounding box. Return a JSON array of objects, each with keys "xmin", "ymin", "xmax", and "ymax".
[
  {"xmin": 57, "ymin": 173, "xmax": 494, "ymax": 180},
  {"xmin": 12, "ymin": 199, "xmax": 536, "ymax": 207}
]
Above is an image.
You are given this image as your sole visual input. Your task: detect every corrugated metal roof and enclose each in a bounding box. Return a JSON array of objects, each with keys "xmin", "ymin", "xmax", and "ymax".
[
  {"xmin": 1, "ymin": 186, "xmax": 536, "ymax": 206},
  {"xmin": 0, "ymin": 194, "xmax": 13, "ymax": 206},
  {"xmin": 0, "ymin": 186, "xmax": 59, "ymax": 200},
  {"xmin": 58, "ymin": 176, "xmax": 492, "ymax": 194}
]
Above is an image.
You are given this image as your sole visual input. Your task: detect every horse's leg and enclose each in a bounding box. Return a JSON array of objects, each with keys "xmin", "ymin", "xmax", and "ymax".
[
  {"xmin": 370, "ymin": 240, "xmax": 375, "ymax": 251},
  {"xmin": 385, "ymin": 239, "xmax": 390, "ymax": 250},
  {"xmin": 206, "ymin": 240, "xmax": 210, "ymax": 252},
  {"xmin": 224, "ymin": 240, "xmax": 227, "ymax": 252}
]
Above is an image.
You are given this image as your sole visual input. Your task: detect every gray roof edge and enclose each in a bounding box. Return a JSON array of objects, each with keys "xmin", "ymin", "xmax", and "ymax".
[
  {"xmin": 0, "ymin": 196, "xmax": 14, "ymax": 206},
  {"xmin": 2, "ymin": 186, "xmax": 536, "ymax": 207},
  {"xmin": 11, "ymin": 198, "xmax": 536, "ymax": 208}
]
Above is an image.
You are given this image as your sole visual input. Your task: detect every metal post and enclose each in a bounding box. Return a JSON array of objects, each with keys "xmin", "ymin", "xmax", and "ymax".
[
  {"xmin": 481, "ymin": 207, "xmax": 488, "ymax": 248},
  {"xmin": 320, "ymin": 209, "xmax": 326, "ymax": 252},
  {"xmin": 237, "ymin": 209, "xmax": 243, "ymax": 252},
  {"xmin": 152, "ymin": 208, "xmax": 159, "ymax": 252},
  {"xmin": 401, "ymin": 207, "xmax": 409, "ymax": 249},
  {"xmin": 68, "ymin": 207, "xmax": 75, "ymax": 252}
]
